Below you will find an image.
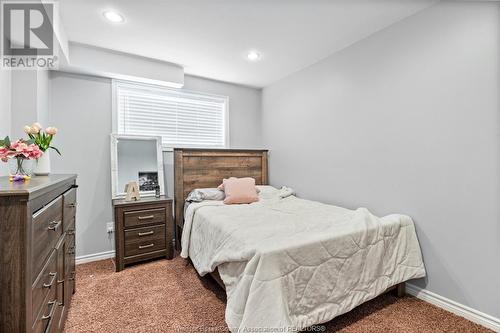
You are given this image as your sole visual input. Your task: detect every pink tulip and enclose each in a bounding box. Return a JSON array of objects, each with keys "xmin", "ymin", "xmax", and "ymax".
[{"xmin": 45, "ymin": 127, "xmax": 58, "ymax": 135}]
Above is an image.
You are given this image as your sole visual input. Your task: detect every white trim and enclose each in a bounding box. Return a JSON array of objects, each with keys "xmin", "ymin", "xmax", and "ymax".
[
  {"xmin": 224, "ymin": 95, "xmax": 230, "ymax": 148},
  {"xmin": 110, "ymin": 133, "xmax": 166, "ymax": 199},
  {"xmin": 406, "ymin": 283, "xmax": 500, "ymax": 332},
  {"xmin": 76, "ymin": 250, "xmax": 115, "ymax": 265},
  {"xmin": 111, "ymin": 80, "xmax": 118, "ymax": 133}
]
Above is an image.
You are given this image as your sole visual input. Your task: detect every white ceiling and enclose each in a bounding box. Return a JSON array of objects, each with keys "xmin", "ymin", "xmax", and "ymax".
[{"xmin": 59, "ymin": 0, "xmax": 437, "ymax": 88}]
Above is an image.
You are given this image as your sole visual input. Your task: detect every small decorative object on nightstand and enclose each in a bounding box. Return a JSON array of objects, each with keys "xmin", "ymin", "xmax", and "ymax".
[
  {"xmin": 124, "ymin": 181, "xmax": 140, "ymax": 201},
  {"xmin": 113, "ymin": 196, "xmax": 173, "ymax": 272}
]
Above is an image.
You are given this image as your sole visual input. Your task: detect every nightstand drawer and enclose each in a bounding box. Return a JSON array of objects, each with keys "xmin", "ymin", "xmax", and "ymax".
[
  {"xmin": 124, "ymin": 208, "xmax": 166, "ymax": 228},
  {"xmin": 124, "ymin": 230, "xmax": 166, "ymax": 257},
  {"xmin": 125, "ymin": 224, "xmax": 165, "ymax": 243}
]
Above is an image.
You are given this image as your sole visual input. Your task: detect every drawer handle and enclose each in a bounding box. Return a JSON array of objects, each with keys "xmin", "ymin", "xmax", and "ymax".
[
  {"xmin": 41, "ymin": 300, "xmax": 57, "ymax": 320},
  {"xmin": 68, "ymin": 203, "xmax": 77, "ymax": 208},
  {"xmin": 137, "ymin": 215, "xmax": 155, "ymax": 220},
  {"xmin": 67, "ymin": 230, "xmax": 75, "ymax": 235},
  {"xmin": 138, "ymin": 231, "xmax": 154, "ymax": 236},
  {"xmin": 139, "ymin": 243, "xmax": 154, "ymax": 249},
  {"xmin": 47, "ymin": 220, "xmax": 62, "ymax": 231},
  {"xmin": 43, "ymin": 272, "xmax": 57, "ymax": 288}
]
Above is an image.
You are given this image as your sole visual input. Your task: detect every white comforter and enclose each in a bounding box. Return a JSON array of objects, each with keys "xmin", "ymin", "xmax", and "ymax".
[{"xmin": 181, "ymin": 186, "xmax": 426, "ymax": 332}]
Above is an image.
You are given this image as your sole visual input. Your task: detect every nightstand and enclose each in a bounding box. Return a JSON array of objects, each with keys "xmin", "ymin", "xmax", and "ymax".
[{"xmin": 113, "ymin": 196, "xmax": 173, "ymax": 272}]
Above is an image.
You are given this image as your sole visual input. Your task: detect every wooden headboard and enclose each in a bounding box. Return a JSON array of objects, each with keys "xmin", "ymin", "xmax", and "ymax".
[{"xmin": 173, "ymin": 148, "xmax": 268, "ymax": 247}]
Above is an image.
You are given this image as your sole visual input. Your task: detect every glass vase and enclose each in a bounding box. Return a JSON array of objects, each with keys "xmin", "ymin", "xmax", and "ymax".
[{"xmin": 8, "ymin": 157, "xmax": 36, "ymax": 177}]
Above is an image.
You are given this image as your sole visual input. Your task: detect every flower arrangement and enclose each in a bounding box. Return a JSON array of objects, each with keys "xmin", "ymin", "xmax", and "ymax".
[
  {"xmin": 0, "ymin": 137, "xmax": 43, "ymax": 181},
  {"xmin": 0, "ymin": 123, "xmax": 60, "ymax": 181},
  {"xmin": 24, "ymin": 122, "xmax": 61, "ymax": 154}
]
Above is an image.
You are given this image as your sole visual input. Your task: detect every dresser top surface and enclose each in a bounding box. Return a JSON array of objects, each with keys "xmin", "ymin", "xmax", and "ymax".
[{"xmin": 0, "ymin": 174, "xmax": 77, "ymax": 197}]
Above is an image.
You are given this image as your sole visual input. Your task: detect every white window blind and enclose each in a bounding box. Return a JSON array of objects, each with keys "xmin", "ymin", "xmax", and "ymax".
[{"xmin": 115, "ymin": 81, "xmax": 228, "ymax": 147}]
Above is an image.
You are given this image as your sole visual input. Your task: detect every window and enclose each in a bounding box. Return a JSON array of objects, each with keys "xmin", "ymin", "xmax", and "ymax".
[{"xmin": 113, "ymin": 80, "xmax": 228, "ymax": 148}]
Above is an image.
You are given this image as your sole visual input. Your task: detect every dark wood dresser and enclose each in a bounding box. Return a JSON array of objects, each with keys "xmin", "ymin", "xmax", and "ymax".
[
  {"xmin": 0, "ymin": 174, "xmax": 77, "ymax": 333},
  {"xmin": 113, "ymin": 196, "xmax": 173, "ymax": 272}
]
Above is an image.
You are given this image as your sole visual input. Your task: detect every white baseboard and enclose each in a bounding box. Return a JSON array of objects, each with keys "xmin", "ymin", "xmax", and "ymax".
[
  {"xmin": 76, "ymin": 250, "xmax": 115, "ymax": 265},
  {"xmin": 406, "ymin": 283, "xmax": 500, "ymax": 332}
]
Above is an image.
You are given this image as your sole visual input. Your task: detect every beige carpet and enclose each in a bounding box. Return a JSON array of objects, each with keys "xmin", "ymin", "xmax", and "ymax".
[{"xmin": 64, "ymin": 258, "xmax": 491, "ymax": 333}]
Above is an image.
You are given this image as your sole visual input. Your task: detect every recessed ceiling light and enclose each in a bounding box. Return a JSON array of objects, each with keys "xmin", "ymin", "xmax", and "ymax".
[
  {"xmin": 103, "ymin": 10, "xmax": 124, "ymax": 23},
  {"xmin": 246, "ymin": 51, "xmax": 262, "ymax": 62}
]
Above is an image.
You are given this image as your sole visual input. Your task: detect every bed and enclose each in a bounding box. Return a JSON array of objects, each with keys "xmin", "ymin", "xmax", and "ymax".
[{"xmin": 174, "ymin": 148, "xmax": 426, "ymax": 332}]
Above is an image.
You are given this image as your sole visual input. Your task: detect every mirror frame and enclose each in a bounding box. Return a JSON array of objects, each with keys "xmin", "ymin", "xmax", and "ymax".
[{"xmin": 110, "ymin": 134, "xmax": 165, "ymax": 199}]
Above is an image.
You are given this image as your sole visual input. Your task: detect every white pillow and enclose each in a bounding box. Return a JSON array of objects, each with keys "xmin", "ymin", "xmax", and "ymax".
[
  {"xmin": 256, "ymin": 185, "xmax": 295, "ymax": 199},
  {"xmin": 278, "ymin": 186, "xmax": 295, "ymax": 198},
  {"xmin": 186, "ymin": 188, "xmax": 225, "ymax": 202}
]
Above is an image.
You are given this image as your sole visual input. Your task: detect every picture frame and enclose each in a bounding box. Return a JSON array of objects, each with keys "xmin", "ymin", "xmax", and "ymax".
[{"xmin": 138, "ymin": 171, "xmax": 158, "ymax": 191}]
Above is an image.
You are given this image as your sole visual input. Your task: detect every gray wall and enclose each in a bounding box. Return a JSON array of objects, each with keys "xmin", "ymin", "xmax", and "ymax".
[
  {"xmin": 36, "ymin": 70, "xmax": 50, "ymax": 128},
  {"xmin": 0, "ymin": 70, "xmax": 11, "ymax": 176},
  {"xmin": 10, "ymin": 70, "xmax": 50, "ymax": 138},
  {"xmin": 10, "ymin": 71, "xmax": 38, "ymax": 138},
  {"xmin": 49, "ymin": 71, "xmax": 262, "ymax": 257},
  {"xmin": 262, "ymin": 1, "xmax": 500, "ymax": 319},
  {"xmin": 0, "ymin": 69, "xmax": 50, "ymax": 176},
  {"xmin": 50, "ymin": 73, "xmax": 114, "ymax": 257}
]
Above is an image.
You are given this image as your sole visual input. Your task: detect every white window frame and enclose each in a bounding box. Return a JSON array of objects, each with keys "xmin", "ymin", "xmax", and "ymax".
[{"xmin": 112, "ymin": 80, "xmax": 230, "ymax": 151}]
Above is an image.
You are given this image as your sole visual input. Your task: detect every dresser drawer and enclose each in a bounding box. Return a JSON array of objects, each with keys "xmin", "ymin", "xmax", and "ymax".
[
  {"xmin": 124, "ymin": 230, "xmax": 166, "ymax": 257},
  {"xmin": 32, "ymin": 249, "xmax": 57, "ymax": 326},
  {"xmin": 66, "ymin": 217, "xmax": 76, "ymax": 311},
  {"xmin": 124, "ymin": 207, "xmax": 166, "ymax": 228},
  {"xmin": 63, "ymin": 188, "xmax": 77, "ymax": 231},
  {"xmin": 66, "ymin": 218, "xmax": 76, "ymax": 243},
  {"xmin": 32, "ymin": 196, "xmax": 63, "ymax": 278},
  {"xmin": 65, "ymin": 235, "xmax": 76, "ymax": 276},
  {"xmin": 32, "ymin": 285, "xmax": 57, "ymax": 333}
]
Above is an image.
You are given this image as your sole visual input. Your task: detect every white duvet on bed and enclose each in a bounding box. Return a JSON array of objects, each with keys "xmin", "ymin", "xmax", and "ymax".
[{"xmin": 181, "ymin": 186, "xmax": 426, "ymax": 332}]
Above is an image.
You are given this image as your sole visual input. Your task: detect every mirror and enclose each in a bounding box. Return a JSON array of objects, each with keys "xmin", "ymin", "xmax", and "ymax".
[{"xmin": 110, "ymin": 134, "xmax": 165, "ymax": 199}]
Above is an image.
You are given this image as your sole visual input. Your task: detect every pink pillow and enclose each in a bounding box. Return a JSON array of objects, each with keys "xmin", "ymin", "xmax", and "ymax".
[
  {"xmin": 219, "ymin": 177, "xmax": 259, "ymax": 204},
  {"xmin": 218, "ymin": 178, "xmax": 260, "ymax": 192}
]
